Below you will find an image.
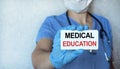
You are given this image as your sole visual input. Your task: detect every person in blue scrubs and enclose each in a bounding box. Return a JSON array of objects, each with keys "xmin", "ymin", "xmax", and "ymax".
[{"xmin": 32, "ymin": 0, "xmax": 114, "ymax": 69}]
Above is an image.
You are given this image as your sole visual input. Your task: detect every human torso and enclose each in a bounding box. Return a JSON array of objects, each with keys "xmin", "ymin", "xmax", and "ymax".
[{"xmin": 48, "ymin": 12, "xmax": 111, "ymax": 69}]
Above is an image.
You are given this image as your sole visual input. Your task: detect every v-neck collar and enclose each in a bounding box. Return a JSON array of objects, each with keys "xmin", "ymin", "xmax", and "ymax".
[{"xmin": 64, "ymin": 12, "xmax": 96, "ymax": 29}]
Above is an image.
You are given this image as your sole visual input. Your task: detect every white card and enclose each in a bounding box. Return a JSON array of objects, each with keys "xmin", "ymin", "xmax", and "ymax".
[{"xmin": 61, "ymin": 30, "xmax": 99, "ymax": 50}]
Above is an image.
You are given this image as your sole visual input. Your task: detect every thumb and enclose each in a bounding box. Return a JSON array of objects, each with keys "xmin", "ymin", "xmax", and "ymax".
[
  {"xmin": 77, "ymin": 26, "xmax": 83, "ymax": 31},
  {"xmin": 84, "ymin": 25, "xmax": 89, "ymax": 30}
]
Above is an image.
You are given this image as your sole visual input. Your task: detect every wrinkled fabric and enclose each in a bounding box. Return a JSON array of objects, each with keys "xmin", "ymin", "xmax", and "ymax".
[{"xmin": 36, "ymin": 12, "xmax": 112, "ymax": 69}]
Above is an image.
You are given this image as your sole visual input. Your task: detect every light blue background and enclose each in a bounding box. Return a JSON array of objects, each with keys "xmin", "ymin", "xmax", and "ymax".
[{"xmin": 0, "ymin": 0, "xmax": 120, "ymax": 69}]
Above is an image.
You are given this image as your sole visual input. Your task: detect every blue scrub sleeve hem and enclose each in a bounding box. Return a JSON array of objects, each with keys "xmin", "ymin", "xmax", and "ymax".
[
  {"xmin": 35, "ymin": 16, "xmax": 54, "ymax": 44},
  {"xmin": 36, "ymin": 34, "xmax": 53, "ymax": 44}
]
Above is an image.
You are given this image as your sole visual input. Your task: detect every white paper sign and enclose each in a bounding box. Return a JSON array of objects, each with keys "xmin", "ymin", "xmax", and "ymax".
[{"xmin": 61, "ymin": 30, "xmax": 98, "ymax": 50}]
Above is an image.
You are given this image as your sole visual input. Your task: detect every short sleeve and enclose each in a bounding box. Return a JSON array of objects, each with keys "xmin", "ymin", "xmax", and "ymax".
[
  {"xmin": 99, "ymin": 16, "xmax": 113, "ymax": 50},
  {"xmin": 95, "ymin": 14, "xmax": 113, "ymax": 46},
  {"xmin": 104, "ymin": 19, "xmax": 113, "ymax": 49},
  {"xmin": 36, "ymin": 17, "xmax": 54, "ymax": 43}
]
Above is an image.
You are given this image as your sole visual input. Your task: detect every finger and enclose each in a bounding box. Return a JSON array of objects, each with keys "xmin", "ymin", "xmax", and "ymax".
[
  {"xmin": 77, "ymin": 26, "xmax": 83, "ymax": 31},
  {"xmin": 84, "ymin": 25, "xmax": 89, "ymax": 30},
  {"xmin": 64, "ymin": 25, "xmax": 76, "ymax": 30},
  {"xmin": 54, "ymin": 30, "xmax": 60, "ymax": 40}
]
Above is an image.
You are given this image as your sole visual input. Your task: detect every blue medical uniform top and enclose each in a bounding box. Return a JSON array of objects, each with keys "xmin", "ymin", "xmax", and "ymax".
[{"xmin": 36, "ymin": 12, "xmax": 112, "ymax": 69}]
